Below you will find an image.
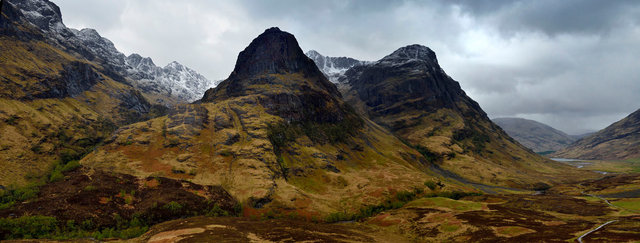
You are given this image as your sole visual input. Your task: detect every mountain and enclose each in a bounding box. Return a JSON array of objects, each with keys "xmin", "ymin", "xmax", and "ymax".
[
  {"xmin": 493, "ymin": 117, "xmax": 575, "ymax": 153},
  {"xmin": 0, "ymin": 0, "xmax": 212, "ymax": 186},
  {"xmin": 305, "ymin": 50, "xmax": 367, "ymax": 83},
  {"xmin": 125, "ymin": 54, "xmax": 216, "ymax": 103},
  {"xmin": 339, "ymin": 44, "xmax": 589, "ymax": 189},
  {"xmin": 82, "ymin": 27, "xmax": 452, "ymax": 215},
  {"xmin": 554, "ymin": 108, "xmax": 640, "ymax": 160},
  {"xmin": 4, "ymin": 0, "xmax": 212, "ymax": 104}
]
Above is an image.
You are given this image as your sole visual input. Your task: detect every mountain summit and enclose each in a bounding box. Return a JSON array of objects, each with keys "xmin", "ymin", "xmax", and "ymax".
[
  {"xmin": 203, "ymin": 27, "xmax": 349, "ymax": 123},
  {"xmin": 230, "ymin": 27, "xmax": 322, "ymax": 78},
  {"xmin": 379, "ymin": 44, "xmax": 438, "ymax": 64}
]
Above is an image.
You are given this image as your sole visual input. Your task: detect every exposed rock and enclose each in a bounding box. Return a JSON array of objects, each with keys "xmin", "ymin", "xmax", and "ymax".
[{"xmin": 202, "ymin": 27, "xmax": 357, "ymax": 124}]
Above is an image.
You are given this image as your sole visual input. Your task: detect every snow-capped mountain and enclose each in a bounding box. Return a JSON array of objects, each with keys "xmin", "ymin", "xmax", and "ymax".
[
  {"xmin": 305, "ymin": 50, "xmax": 368, "ymax": 83},
  {"xmin": 7, "ymin": 0, "xmax": 213, "ymax": 103},
  {"xmin": 125, "ymin": 54, "xmax": 216, "ymax": 102}
]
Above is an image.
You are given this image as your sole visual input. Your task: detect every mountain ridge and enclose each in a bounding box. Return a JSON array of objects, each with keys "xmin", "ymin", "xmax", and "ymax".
[
  {"xmin": 6, "ymin": 0, "xmax": 213, "ymax": 103},
  {"xmin": 553, "ymin": 108, "xmax": 640, "ymax": 160},
  {"xmin": 305, "ymin": 50, "xmax": 368, "ymax": 83},
  {"xmin": 493, "ymin": 117, "xmax": 576, "ymax": 153}
]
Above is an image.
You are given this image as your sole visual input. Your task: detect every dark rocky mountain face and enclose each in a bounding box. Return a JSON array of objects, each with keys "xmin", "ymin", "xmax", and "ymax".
[
  {"xmin": 493, "ymin": 117, "xmax": 576, "ymax": 153},
  {"xmin": 554, "ymin": 108, "xmax": 640, "ymax": 160},
  {"xmin": 343, "ymin": 45, "xmax": 482, "ymax": 124},
  {"xmin": 340, "ymin": 44, "xmax": 579, "ymax": 189},
  {"xmin": 229, "ymin": 27, "xmax": 323, "ymax": 79},
  {"xmin": 203, "ymin": 27, "xmax": 354, "ymax": 124}
]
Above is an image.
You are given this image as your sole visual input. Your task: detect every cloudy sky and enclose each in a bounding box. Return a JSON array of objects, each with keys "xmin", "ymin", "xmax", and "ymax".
[{"xmin": 54, "ymin": 0, "xmax": 640, "ymax": 134}]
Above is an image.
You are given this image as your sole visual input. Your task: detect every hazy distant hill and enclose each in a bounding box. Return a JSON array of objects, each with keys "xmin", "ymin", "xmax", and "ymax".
[
  {"xmin": 493, "ymin": 118, "xmax": 575, "ymax": 153},
  {"xmin": 554, "ymin": 109, "xmax": 640, "ymax": 160}
]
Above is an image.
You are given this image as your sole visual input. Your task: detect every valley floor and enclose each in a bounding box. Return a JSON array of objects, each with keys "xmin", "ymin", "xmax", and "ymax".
[
  {"xmin": 2, "ymin": 165, "xmax": 640, "ymax": 242},
  {"xmin": 127, "ymin": 181, "xmax": 640, "ymax": 242}
]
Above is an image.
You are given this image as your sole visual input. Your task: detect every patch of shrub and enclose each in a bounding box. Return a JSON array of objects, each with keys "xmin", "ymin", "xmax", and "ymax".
[
  {"xmin": 414, "ymin": 145, "xmax": 442, "ymax": 163},
  {"xmin": 61, "ymin": 160, "xmax": 80, "ymax": 172},
  {"xmin": 206, "ymin": 203, "xmax": 229, "ymax": 217},
  {"xmin": 0, "ymin": 215, "xmax": 57, "ymax": 239},
  {"xmin": 424, "ymin": 191, "xmax": 483, "ymax": 200},
  {"xmin": 424, "ymin": 181, "xmax": 437, "ymax": 190},
  {"xmin": 163, "ymin": 201, "xmax": 183, "ymax": 213},
  {"xmin": 326, "ymin": 189, "xmax": 420, "ymax": 223}
]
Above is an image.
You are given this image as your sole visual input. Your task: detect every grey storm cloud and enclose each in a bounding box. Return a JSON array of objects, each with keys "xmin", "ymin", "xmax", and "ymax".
[{"xmin": 53, "ymin": 0, "xmax": 640, "ymax": 134}]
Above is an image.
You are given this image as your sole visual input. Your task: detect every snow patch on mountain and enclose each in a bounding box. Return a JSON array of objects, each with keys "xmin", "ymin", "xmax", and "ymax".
[
  {"xmin": 125, "ymin": 55, "xmax": 216, "ymax": 102},
  {"xmin": 8, "ymin": 0, "xmax": 214, "ymax": 103},
  {"xmin": 305, "ymin": 50, "xmax": 368, "ymax": 83}
]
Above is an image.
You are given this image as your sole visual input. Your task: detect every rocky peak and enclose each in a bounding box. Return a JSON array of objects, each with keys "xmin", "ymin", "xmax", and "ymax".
[
  {"xmin": 126, "ymin": 53, "xmax": 156, "ymax": 71},
  {"xmin": 305, "ymin": 50, "xmax": 322, "ymax": 59},
  {"xmin": 382, "ymin": 44, "xmax": 437, "ymax": 62},
  {"xmin": 203, "ymin": 27, "xmax": 352, "ymax": 124},
  {"xmin": 166, "ymin": 61, "xmax": 185, "ymax": 71},
  {"xmin": 8, "ymin": 0, "xmax": 64, "ymax": 33},
  {"xmin": 230, "ymin": 27, "xmax": 319, "ymax": 79}
]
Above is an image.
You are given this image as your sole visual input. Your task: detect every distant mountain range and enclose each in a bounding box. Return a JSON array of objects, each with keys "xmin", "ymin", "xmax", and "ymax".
[
  {"xmin": 554, "ymin": 108, "xmax": 640, "ymax": 160},
  {"xmin": 493, "ymin": 117, "xmax": 575, "ymax": 153}
]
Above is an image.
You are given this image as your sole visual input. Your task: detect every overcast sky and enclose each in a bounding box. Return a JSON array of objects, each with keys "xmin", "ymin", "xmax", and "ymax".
[{"xmin": 53, "ymin": 0, "xmax": 640, "ymax": 134}]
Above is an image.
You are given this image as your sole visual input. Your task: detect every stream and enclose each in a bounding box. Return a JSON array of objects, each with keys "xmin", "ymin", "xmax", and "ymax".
[{"xmin": 550, "ymin": 158, "xmax": 608, "ymax": 174}]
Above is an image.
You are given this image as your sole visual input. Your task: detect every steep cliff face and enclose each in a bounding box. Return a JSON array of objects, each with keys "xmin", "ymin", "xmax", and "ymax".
[
  {"xmin": 493, "ymin": 117, "xmax": 576, "ymax": 153},
  {"xmin": 84, "ymin": 28, "xmax": 455, "ymax": 215},
  {"xmin": 340, "ymin": 44, "xmax": 590, "ymax": 189},
  {"xmin": 554, "ymin": 109, "xmax": 640, "ymax": 160}
]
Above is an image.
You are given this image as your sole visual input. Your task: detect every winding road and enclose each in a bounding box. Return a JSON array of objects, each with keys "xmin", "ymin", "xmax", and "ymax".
[{"xmin": 577, "ymin": 220, "xmax": 618, "ymax": 243}]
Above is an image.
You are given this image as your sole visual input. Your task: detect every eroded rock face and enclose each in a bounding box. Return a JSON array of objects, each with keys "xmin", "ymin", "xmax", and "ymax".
[
  {"xmin": 26, "ymin": 61, "xmax": 103, "ymax": 99},
  {"xmin": 343, "ymin": 44, "xmax": 482, "ymax": 121}
]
